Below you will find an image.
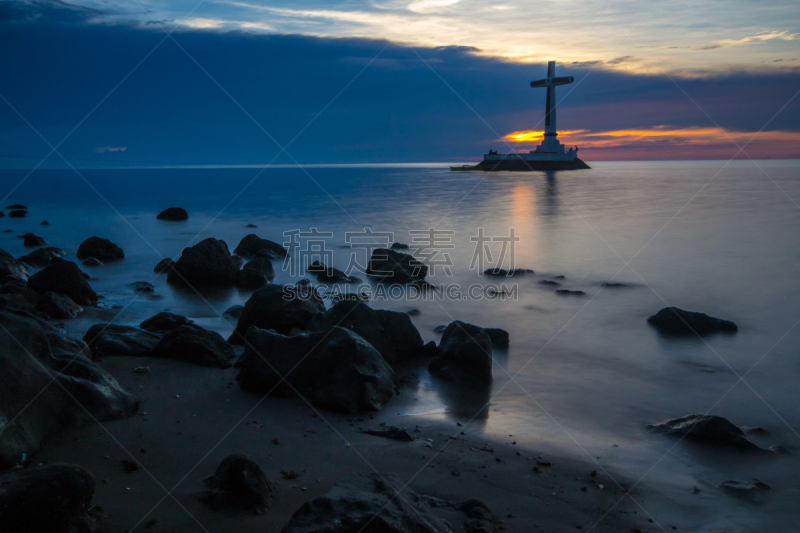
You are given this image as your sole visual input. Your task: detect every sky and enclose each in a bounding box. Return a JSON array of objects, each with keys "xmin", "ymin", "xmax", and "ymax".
[{"xmin": 0, "ymin": 0, "xmax": 799, "ymax": 164}]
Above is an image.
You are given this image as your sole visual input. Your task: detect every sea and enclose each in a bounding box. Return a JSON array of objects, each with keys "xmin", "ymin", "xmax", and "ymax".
[{"xmin": 2, "ymin": 160, "xmax": 799, "ymax": 530}]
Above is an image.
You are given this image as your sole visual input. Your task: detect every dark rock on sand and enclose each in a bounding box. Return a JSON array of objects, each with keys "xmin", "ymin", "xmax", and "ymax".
[
  {"xmin": 18, "ymin": 247, "xmax": 66, "ymax": 268},
  {"xmin": 167, "ymin": 238, "xmax": 236, "ymax": 288},
  {"xmin": 556, "ymin": 289, "xmax": 586, "ymax": 296},
  {"xmin": 237, "ymin": 326, "xmax": 397, "ymax": 413},
  {"xmin": 647, "ymin": 307, "xmax": 738, "ymax": 336},
  {"xmin": 0, "ymin": 311, "xmax": 137, "ymax": 467},
  {"xmin": 202, "ymin": 454, "xmax": 276, "ymax": 514},
  {"xmin": 38, "ymin": 291, "xmax": 82, "ymax": 319},
  {"xmin": 307, "ymin": 300, "xmax": 424, "ymax": 366},
  {"xmin": 647, "ymin": 414, "xmax": 765, "ymax": 452},
  {"xmin": 229, "ymin": 283, "xmax": 325, "ymax": 343},
  {"xmin": 430, "ymin": 321, "xmax": 493, "ymax": 386},
  {"xmin": 21, "ymin": 232, "xmax": 46, "ymax": 247},
  {"xmin": 76, "ymin": 236, "xmax": 124, "ymax": 261},
  {"xmin": 233, "ymin": 234, "xmax": 288, "ymax": 259},
  {"xmin": 223, "ymin": 305, "xmax": 244, "ymax": 320},
  {"xmin": 140, "ymin": 312, "xmax": 193, "ymax": 334},
  {"xmin": 28, "ymin": 261, "xmax": 97, "ymax": 305},
  {"xmin": 82, "ymin": 323, "xmax": 161, "ymax": 359},
  {"xmin": 361, "ymin": 427, "xmax": 415, "ymax": 441},
  {"xmin": 154, "ymin": 257, "xmax": 175, "ymax": 274},
  {"xmin": 129, "ymin": 281, "xmax": 155, "ymax": 293},
  {"xmin": 0, "ymin": 463, "xmax": 97, "ymax": 532},
  {"xmin": 7, "ymin": 210, "xmax": 27, "ymax": 218},
  {"xmin": 151, "ymin": 324, "xmax": 235, "ymax": 368},
  {"xmin": 0, "ymin": 248, "xmax": 28, "ymax": 279},
  {"xmin": 81, "ymin": 257, "xmax": 102, "ymax": 267},
  {"xmin": 156, "ymin": 207, "xmax": 189, "ymax": 221},
  {"xmin": 6, "ymin": 204, "xmax": 27, "ymax": 209},
  {"xmin": 282, "ymin": 472, "xmax": 451, "ymax": 533},
  {"xmin": 367, "ymin": 248, "xmax": 427, "ymax": 283},
  {"xmin": 483, "ymin": 267, "xmax": 533, "ymax": 276}
]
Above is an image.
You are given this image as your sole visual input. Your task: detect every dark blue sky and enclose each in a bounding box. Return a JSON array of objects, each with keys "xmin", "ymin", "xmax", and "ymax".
[{"xmin": 1, "ymin": 1, "xmax": 799, "ymax": 164}]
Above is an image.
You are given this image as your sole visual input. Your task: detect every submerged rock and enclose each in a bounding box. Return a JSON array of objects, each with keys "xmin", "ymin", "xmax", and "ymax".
[
  {"xmin": 82, "ymin": 324, "xmax": 161, "ymax": 359},
  {"xmin": 229, "ymin": 284, "xmax": 325, "ymax": 343},
  {"xmin": 237, "ymin": 326, "xmax": 397, "ymax": 413},
  {"xmin": 167, "ymin": 238, "xmax": 236, "ymax": 288},
  {"xmin": 153, "ymin": 257, "xmax": 175, "ymax": 273},
  {"xmin": 5, "ymin": 204, "xmax": 27, "ymax": 209},
  {"xmin": 150, "ymin": 324, "xmax": 235, "ymax": 368},
  {"xmin": 367, "ymin": 248, "xmax": 427, "ymax": 283},
  {"xmin": 647, "ymin": 307, "xmax": 738, "ymax": 336},
  {"xmin": 233, "ymin": 234, "xmax": 288, "ymax": 259},
  {"xmin": 156, "ymin": 207, "xmax": 189, "ymax": 221},
  {"xmin": 538, "ymin": 279, "xmax": 560, "ymax": 286},
  {"xmin": 37, "ymin": 291, "xmax": 82, "ymax": 319},
  {"xmin": 140, "ymin": 311, "xmax": 193, "ymax": 333},
  {"xmin": 0, "ymin": 463, "xmax": 97, "ymax": 532},
  {"xmin": 555, "ymin": 289, "xmax": 586, "ymax": 296},
  {"xmin": 76, "ymin": 236, "xmax": 124, "ymax": 261},
  {"xmin": 483, "ymin": 267, "xmax": 533, "ymax": 276},
  {"xmin": 21, "ymin": 232, "xmax": 46, "ymax": 247},
  {"xmin": 81, "ymin": 257, "xmax": 102, "ymax": 267},
  {"xmin": 129, "ymin": 281, "xmax": 154, "ymax": 293},
  {"xmin": 0, "ymin": 311, "xmax": 137, "ymax": 467},
  {"xmin": 202, "ymin": 454, "xmax": 276, "ymax": 514},
  {"xmin": 18, "ymin": 247, "xmax": 66, "ymax": 268},
  {"xmin": 430, "ymin": 321, "xmax": 493, "ymax": 386},
  {"xmin": 8, "ymin": 210, "xmax": 27, "ymax": 218},
  {"xmin": 307, "ymin": 300, "xmax": 424, "ymax": 366},
  {"xmin": 27, "ymin": 261, "xmax": 97, "ymax": 305},
  {"xmin": 281, "ymin": 472, "xmax": 452, "ymax": 533},
  {"xmin": 647, "ymin": 414, "xmax": 765, "ymax": 452}
]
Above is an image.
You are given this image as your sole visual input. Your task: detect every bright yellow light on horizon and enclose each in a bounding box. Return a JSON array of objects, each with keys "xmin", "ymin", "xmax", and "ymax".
[{"xmin": 504, "ymin": 130, "xmax": 584, "ymax": 143}]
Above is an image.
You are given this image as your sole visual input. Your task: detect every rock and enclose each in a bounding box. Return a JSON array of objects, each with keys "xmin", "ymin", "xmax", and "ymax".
[
  {"xmin": 458, "ymin": 500, "xmax": 497, "ymax": 533},
  {"xmin": 17, "ymin": 247, "xmax": 66, "ymax": 268},
  {"xmin": 153, "ymin": 257, "xmax": 175, "ymax": 273},
  {"xmin": 0, "ymin": 276, "xmax": 38, "ymax": 309},
  {"xmin": 27, "ymin": 261, "xmax": 97, "ymax": 305},
  {"xmin": 308, "ymin": 261, "xmax": 360, "ymax": 283},
  {"xmin": 0, "ymin": 212, "xmax": 3, "ymax": 218},
  {"xmin": 234, "ymin": 268, "xmax": 270, "ymax": 289},
  {"xmin": 390, "ymin": 242, "xmax": 410, "ymax": 250},
  {"xmin": 5, "ymin": 204, "xmax": 27, "ymax": 209},
  {"xmin": 76, "ymin": 236, "xmax": 124, "ymax": 261},
  {"xmin": 555, "ymin": 289, "xmax": 585, "ymax": 296},
  {"xmin": 367, "ymin": 248, "xmax": 428, "ymax": 283},
  {"xmin": 430, "ymin": 321, "xmax": 492, "ymax": 386},
  {"xmin": 0, "ymin": 463, "xmax": 97, "ymax": 532},
  {"xmin": 307, "ymin": 300, "xmax": 424, "ymax": 366},
  {"xmin": 223, "ymin": 305, "xmax": 244, "ymax": 320},
  {"xmin": 150, "ymin": 324, "xmax": 235, "ymax": 368},
  {"xmin": 719, "ymin": 479, "xmax": 771, "ymax": 501},
  {"xmin": 434, "ymin": 325, "xmax": 448, "ymax": 333},
  {"xmin": 167, "ymin": 238, "xmax": 236, "ymax": 288},
  {"xmin": 230, "ymin": 255, "xmax": 244, "ymax": 270},
  {"xmin": 0, "ymin": 248, "xmax": 28, "ymax": 279},
  {"xmin": 39, "ymin": 220, "xmax": 49, "ymax": 226},
  {"xmin": 361, "ymin": 427, "xmax": 415, "ymax": 441},
  {"xmin": 244, "ymin": 224, "xmax": 257, "ymax": 228},
  {"xmin": 0, "ymin": 311, "xmax": 137, "ymax": 467},
  {"xmin": 129, "ymin": 281, "xmax": 154, "ymax": 293},
  {"xmin": 0, "ymin": 293, "xmax": 37, "ymax": 314},
  {"xmin": 538, "ymin": 279, "xmax": 560, "ymax": 286},
  {"xmin": 82, "ymin": 323, "xmax": 161, "ymax": 359},
  {"xmin": 140, "ymin": 312, "xmax": 193, "ymax": 333},
  {"xmin": 8, "ymin": 210, "xmax": 27, "ymax": 218},
  {"xmin": 483, "ymin": 268, "xmax": 533, "ymax": 276},
  {"xmin": 38, "ymin": 292, "xmax": 82, "ymax": 319},
  {"xmin": 202, "ymin": 454, "xmax": 276, "ymax": 514},
  {"xmin": 281, "ymin": 472, "xmax": 452, "ymax": 533},
  {"xmin": 233, "ymin": 234, "xmax": 288, "ymax": 259},
  {"xmin": 237, "ymin": 326, "xmax": 397, "ymax": 413},
  {"xmin": 602, "ymin": 282, "xmax": 631, "ymax": 288},
  {"xmin": 21, "ymin": 232, "xmax": 46, "ymax": 247},
  {"xmin": 647, "ymin": 307, "xmax": 738, "ymax": 336},
  {"xmin": 244, "ymin": 257, "xmax": 275, "ymax": 279},
  {"xmin": 647, "ymin": 414, "xmax": 765, "ymax": 452},
  {"xmin": 156, "ymin": 207, "xmax": 189, "ymax": 221},
  {"xmin": 81, "ymin": 257, "xmax": 102, "ymax": 267},
  {"xmin": 229, "ymin": 284, "xmax": 325, "ymax": 343},
  {"xmin": 483, "ymin": 327, "xmax": 509, "ymax": 349}
]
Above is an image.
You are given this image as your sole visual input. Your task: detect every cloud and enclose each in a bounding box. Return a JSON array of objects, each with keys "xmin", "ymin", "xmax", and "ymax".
[{"xmin": 0, "ymin": 0, "xmax": 108, "ymax": 23}]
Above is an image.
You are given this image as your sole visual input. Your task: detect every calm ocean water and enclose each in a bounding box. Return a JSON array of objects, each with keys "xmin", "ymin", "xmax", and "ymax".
[{"xmin": 2, "ymin": 160, "xmax": 799, "ymax": 528}]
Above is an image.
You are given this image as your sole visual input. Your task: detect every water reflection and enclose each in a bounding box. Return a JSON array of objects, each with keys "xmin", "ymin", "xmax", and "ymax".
[{"xmin": 433, "ymin": 377, "xmax": 491, "ymax": 425}]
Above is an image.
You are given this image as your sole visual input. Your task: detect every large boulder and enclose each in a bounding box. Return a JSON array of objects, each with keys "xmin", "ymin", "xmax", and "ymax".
[
  {"xmin": 281, "ymin": 472, "xmax": 452, "ymax": 533},
  {"xmin": 0, "ymin": 463, "xmax": 97, "ymax": 532},
  {"xmin": 18, "ymin": 247, "xmax": 66, "ymax": 268},
  {"xmin": 367, "ymin": 248, "xmax": 427, "ymax": 283},
  {"xmin": 237, "ymin": 326, "xmax": 397, "ymax": 413},
  {"xmin": 647, "ymin": 307, "xmax": 738, "ymax": 336},
  {"xmin": 167, "ymin": 238, "xmax": 236, "ymax": 288},
  {"xmin": 243, "ymin": 257, "xmax": 275, "ymax": 281},
  {"xmin": 76, "ymin": 237, "xmax": 124, "ymax": 261},
  {"xmin": 430, "ymin": 321, "xmax": 493, "ymax": 386},
  {"xmin": 27, "ymin": 261, "xmax": 97, "ymax": 305},
  {"xmin": 150, "ymin": 324, "xmax": 235, "ymax": 368},
  {"xmin": 202, "ymin": 454, "xmax": 275, "ymax": 514},
  {"xmin": 647, "ymin": 414, "xmax": 765, "ymax": 452},
  {"xmin": 307, "ymin": 300, "xmax": 424, "ymax": 366},
  {"xmin": 229, "ymin": 284, "xmax": 325, "ymax": 344},
  {"xmin": 0, "ymin": 311, "xmax": 138, "ymax": 468},
  {"xmin": 0, "ymin": 248, "xmax": 28, "ymax": 280},
  {"xmin": 0, "ymin": 276, "xmax": 38, "ymax": 308},
  {"xmin": 156, "ymin": 207, "xmax": 189, "ymax": 221},
  {"xmin": 37, "ymin": 292, "xmax": 82, "ymax": 319},
  {"xmin": 82, "ymin": 323, "xmax": 161, "ymax": 359},
  {"xmin": 233, "ymin": 234, "xmax": 288, "ymax": 259},
  {"xmin": 139, "ymin": 312, "xmax": 193, "ymax": 334}
]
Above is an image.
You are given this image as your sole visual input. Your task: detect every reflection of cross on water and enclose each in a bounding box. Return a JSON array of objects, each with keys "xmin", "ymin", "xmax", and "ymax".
[{"xmin": 530, "ymin": 61, "xmax": 574, "ymax": 153}]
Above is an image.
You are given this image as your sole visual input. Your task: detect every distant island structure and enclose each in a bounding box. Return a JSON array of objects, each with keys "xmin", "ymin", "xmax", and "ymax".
[{"xmin": 452, "ymin": 61, "xmax": 590, "ymax": 171}]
